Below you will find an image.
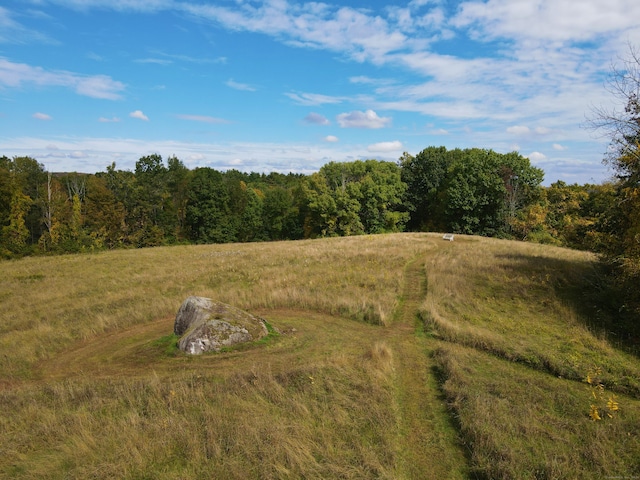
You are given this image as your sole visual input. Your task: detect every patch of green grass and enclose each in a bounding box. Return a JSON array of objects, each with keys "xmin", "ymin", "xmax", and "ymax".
[{"xmin": 150, "ymin": 334, "xmax": 180, "ymax": 356}]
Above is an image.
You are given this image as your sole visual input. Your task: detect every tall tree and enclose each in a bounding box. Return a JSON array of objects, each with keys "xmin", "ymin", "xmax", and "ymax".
[
  {"xmin": 0, "ymin": 157, "xmax": 12, "ymax": 237},
  {"xmin": 399, "ymin": 147, "xmax": 450, "ymax": 231},
  {"xmin": 39, "ymin": 172, "xmax": 69, "ymax": 252},
  {"xmin": 83, "ymin": 175, "xmax": 126, "ymax": 249},
  {"xmin": 588, "ymin": 44, "xmax": 640, "ymax": 177},
  {"xmin": 167, "ymin": 156, "xmax": 191, "ymax": 241},
  {"xmin": 185, "ymin": 167, "xmax": 234, "ymax": 243},
  {"xmin": 133, "ymin": 154, "xmax": 169, "ymax": 246},
  {"xmin": 586, "ymin": 44, "xmax": 640, "ymax": 321}
]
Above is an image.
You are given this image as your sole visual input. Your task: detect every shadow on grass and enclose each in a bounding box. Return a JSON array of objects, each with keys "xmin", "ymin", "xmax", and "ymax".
[{"xmin": 495, "ymin": 252, "xmax": 640, "ymax": 358}]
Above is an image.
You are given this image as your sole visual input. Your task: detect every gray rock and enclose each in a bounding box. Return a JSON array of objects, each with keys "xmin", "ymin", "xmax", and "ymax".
[{"xmin": 174, "ymin": 296, "xmax": 268, "ymax": 355}]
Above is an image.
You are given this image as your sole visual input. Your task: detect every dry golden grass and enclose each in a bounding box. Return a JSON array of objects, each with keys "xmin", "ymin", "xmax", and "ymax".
[
  {"xmin": 2, "ymin": 233, "xmax": 467, "ymax": 479},
  {"xmin": 2, "ymin": 232, "xmax": 639, "ymax": 478},
  {"xmin": 0, "ymin": 234, "xmax": 428, "ymax": 382}
]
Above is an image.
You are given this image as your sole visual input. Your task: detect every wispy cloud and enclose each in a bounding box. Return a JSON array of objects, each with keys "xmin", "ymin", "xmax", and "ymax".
[
  {"xmin": 135, "ymin": 58, "xmax": 173, "ymax": 66},
  {"xmin": 52, "ymin": 0, "xmax": 176, "ymax": 13},
  {"xmin": 286, "ymin": 92, "xmax": 344, "ymax": 106},
  {"xmin": 0, "ymin": 6, "xmax": 57, "ymax": 44},
  {"xmin": 129, "ymin": 110, "xmax": 149, "ymax": 121},
  {"xmin": 98, "ymin": 116, "xmax": 120, "ymax": 123},
  {"xmin": 337, "ymin": 110, "xmax": 391, "ymax": 129},
  {"xmin": 0, "ymin": 57, "xmax": 125, "ymax": 99},
  {"xmin": 226, "ymin": 78, "xmax": 256, "ymax": 91},
  {"xmin": 33, "ymin": 112, "xmax": 52, "ymax": 120},
  {"xmin": 176, "ymin": 114, "xmax": 230, "ymax": 124},
  {"xmin": 144, "ymin": 50, "xmax": 227, "ymax": 65},
  {"xmin": 324, "ymin": 135, "xmax": 339, "ymax": 142},
  {"xmin": 9, "ymin": 0, "xmax": 635, "ymax": 184}
]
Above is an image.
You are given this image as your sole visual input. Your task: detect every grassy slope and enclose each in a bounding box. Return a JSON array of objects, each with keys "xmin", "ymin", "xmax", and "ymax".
[{"xmin": 0, "ymin": 233, "xmax": 638, "ymax": 478}]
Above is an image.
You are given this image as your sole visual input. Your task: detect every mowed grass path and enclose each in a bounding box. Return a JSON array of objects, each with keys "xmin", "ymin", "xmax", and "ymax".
[
  {"xmin": 26, "ymin": 238, "xmax": 470, "ymax": 478},
  {"xmin": 383, "ymin": 255, "xmax": 469, "ymax": 478},
  {"xmin": 2, "ymin": 233, "xmax": 639, "ymax": 478},
  {"xmin": 2, "ymin": 234, "xmax": 472, "ymax": 478}
]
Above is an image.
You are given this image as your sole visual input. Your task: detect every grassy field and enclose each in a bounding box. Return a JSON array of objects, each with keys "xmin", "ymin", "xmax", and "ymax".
[{"xmin": 1, "ymin": 233, "xmax": 638, "ymax": 478}]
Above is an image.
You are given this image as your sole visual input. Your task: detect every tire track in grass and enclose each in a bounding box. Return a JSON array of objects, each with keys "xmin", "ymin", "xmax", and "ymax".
[{"xmin": 388, "ymin": 253, "xmax": 469, "ymax": 479}]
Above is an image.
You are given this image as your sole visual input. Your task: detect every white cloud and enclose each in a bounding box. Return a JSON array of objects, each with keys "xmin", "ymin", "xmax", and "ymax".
[
  {"xmin": 176, "ymin": 114, "xmax": 229, "ymax": 124},
  {"xmin": 535, "ymin": 126, "xmax": 552, "ymax": 135},
  {"xmin": 453, "ymin": 0, "xmax": 640, "ymax": 44},
  {"xmin": 182, "ymin": 2, "xmax": 410, "ymax": 64},
  {"xmin": 0, "ymin": 134, "xmax": 610, "ymax": 184},
  {"xmin": 0, "ymin": 57, "xmax": 125, "ymax": 99},
  {"xmin": 367, "ymin": 140, "xmax": 403, "ymax": 152},
  {"xmin": 225, "ymin": 78, "xmax": 256, "ymax": 91},
  {"xmin": 129, "ymin": 110, "xmax": 149, "ymax": 121},
  {"xmin": 553, "ymin": 143, "xmax": 567, "ymax": 151},
  {"xmin": 98, "ymin": 116, "xmax": 120, "ymax": 122},
  {"xmin": 303, "ymin": 112, "xmax": 330, "ymax": 125},
  {"xmin": 33, "ymin": 112, "xmax": 51, "ymax": 120},
  {"xmin": 527, "ymin": 151, "xmax": 547, "ymax": 162},
  {"xmin": 506, "ymin": 125, "xmax": 530, "ymax": 135},
  {"xmin": 324, "ymin": 135, "xmax": 339, "ymax": 142},
  {"xmin": 337, "ymin": 110, "xmax": 391, "ymax": 129}
]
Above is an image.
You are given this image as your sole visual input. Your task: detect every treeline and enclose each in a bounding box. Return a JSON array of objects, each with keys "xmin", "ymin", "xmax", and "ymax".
[{"xmin": 0, "ymin": 147, "xmax": 624, "ymax": 258}]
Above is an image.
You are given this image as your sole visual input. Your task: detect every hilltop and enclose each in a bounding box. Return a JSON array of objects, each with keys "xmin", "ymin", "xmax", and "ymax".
[{"xmin": 1, "ymin": 233, "xmax": 638, "ymax": 478}]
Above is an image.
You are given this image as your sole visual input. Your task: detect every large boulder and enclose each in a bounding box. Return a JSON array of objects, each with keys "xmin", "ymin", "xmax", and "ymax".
[{"xmin": 174, "ymin": 296, "xmax": 268, "ymax": 355}]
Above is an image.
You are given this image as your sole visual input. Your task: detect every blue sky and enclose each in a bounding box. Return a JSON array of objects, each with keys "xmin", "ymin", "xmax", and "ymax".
[{"xmin": 2, "ymin": 0, "xmax": 640, "ymax": 184}]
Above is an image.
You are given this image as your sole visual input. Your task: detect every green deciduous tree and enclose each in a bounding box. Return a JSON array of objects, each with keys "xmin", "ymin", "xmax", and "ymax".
[
  {"xmin": 83, "ymin": 175, "xmax": 126, "ymax": 249},
  {"xmin": 186, "ymin": 167, "xmax": 235, "ymax": 243},
  {"xmin": 262, "ymin": 186, "xmax": 301, "ymax": 240},
  {"xmin": 400, "ymin": 147, "xmax": 543, "ymax": 236},
  {"xmin": 304, "ymin": 159, "xmax": 407, "ymax": 237}
]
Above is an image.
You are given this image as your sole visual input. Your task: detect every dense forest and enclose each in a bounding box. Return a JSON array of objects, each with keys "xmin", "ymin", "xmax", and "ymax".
[
  {"xmin": 0, "ymin": 147, "xmax": 626, "ymax": 255},
  {"xmin": 0, "ymin": 148, "xmax": 594, "ymax": 255}
]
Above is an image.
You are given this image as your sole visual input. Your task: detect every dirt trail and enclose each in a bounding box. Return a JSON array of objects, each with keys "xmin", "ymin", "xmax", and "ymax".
[{"xmin": 387, "ymin": 254, "xmax": 470, "ymax": 479}]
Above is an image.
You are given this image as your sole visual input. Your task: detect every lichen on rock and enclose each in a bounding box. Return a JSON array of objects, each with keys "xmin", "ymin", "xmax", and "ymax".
[{"xmin": 173, "ymin": 296, "xmax": 268, "ymax": 355}]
